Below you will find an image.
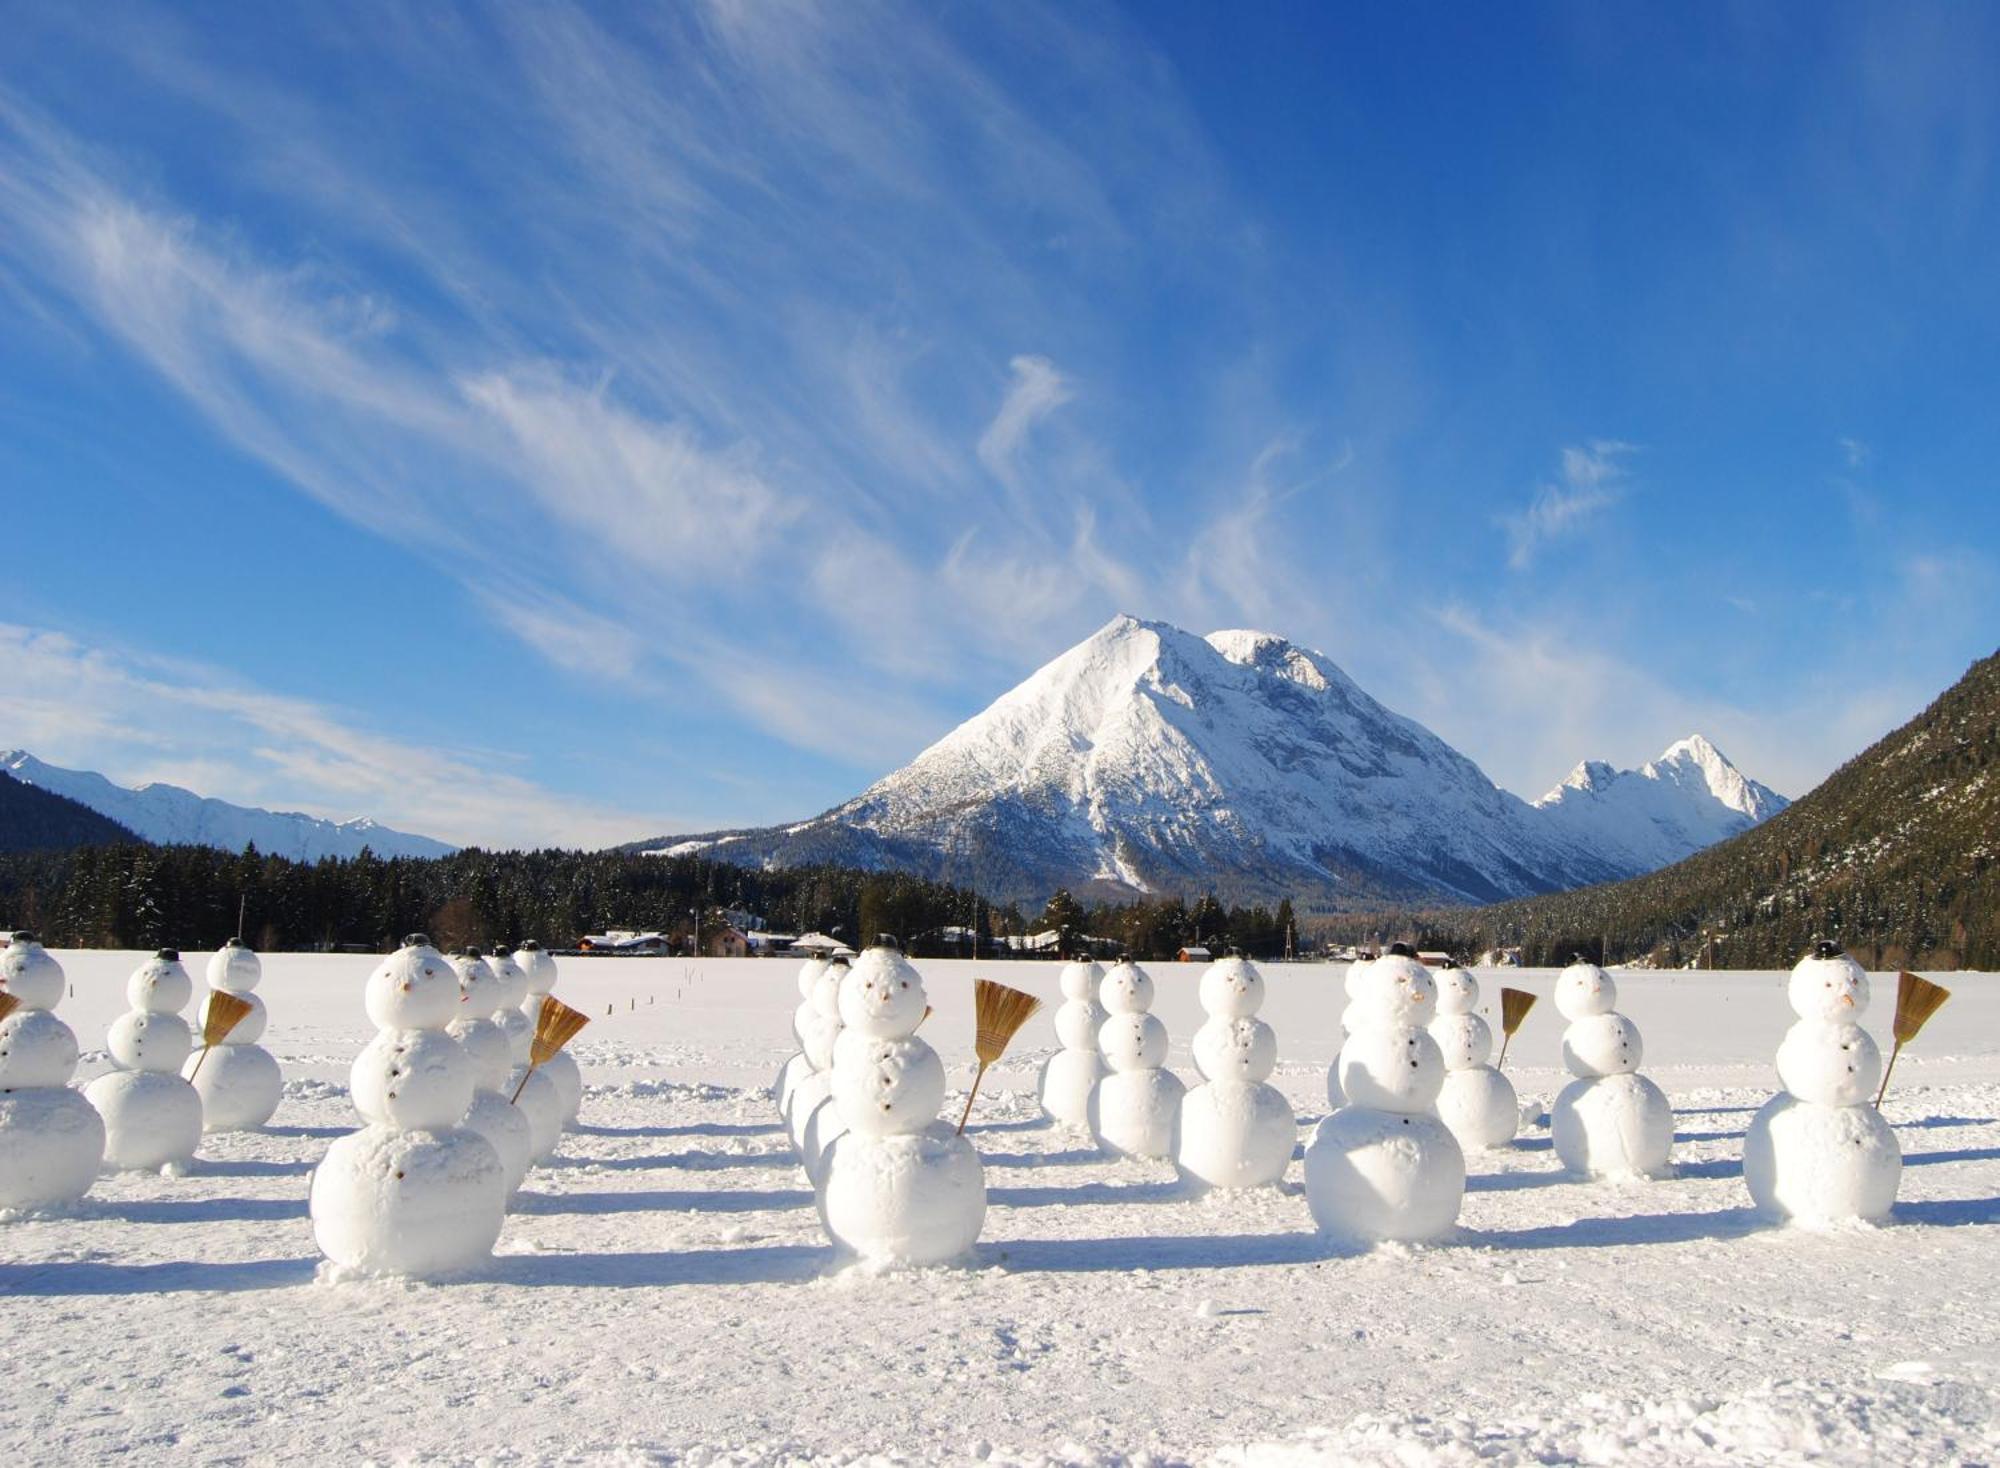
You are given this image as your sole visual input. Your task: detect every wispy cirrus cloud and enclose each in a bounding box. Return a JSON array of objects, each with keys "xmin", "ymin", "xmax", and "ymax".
[{"xmin": 1501, "ymin": 440, "xmax": 1635, "ymax": 571}]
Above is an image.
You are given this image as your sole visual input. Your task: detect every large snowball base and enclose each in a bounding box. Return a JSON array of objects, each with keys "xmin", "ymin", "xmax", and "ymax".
[
  {"xmin": 1090, "ymin": 1069, "xmax": 1187, "ymax": 1160},
  {"xmin": 819, "ymin": 1122, "xmax": 986, "ymax": 1268},
  {"xmin": 1436, "ymin": 1066, "xmax": 1520, "ymax": 1152},
  {"xmin": 1038, "ymin": 1049, "xmax": 1105, "ymax": 1128},
  {"xmin": 1743, "ymin": 1093, "xmax": 1901, "ymax": 1225},
  {"xmin": 310, "ymin": 1125, "xmax": 505, "ymax": 1278},
  {"xmin": 463, "ymin": 1090, "xmax": 534, "ymax": 1197},
  {"xmin": 85, "ymin": 1069, "xmax": 203, "ymax": 1172},
  {"xmin": 506, "ymin": 1066, "xmax": 563, "ymax": 1162},
  {"xmin": 1175, "ymin": 1081, "xmax": 1294, "ymax": 1189},
  {"xmin": 539, "ymin": 1048, "xmax": 583, "ymax": 1128},
  {"xmin": 184, "ymin": 1044, "xmax": 283, "ymax": 1132},
  {"xmin": 1302, "ymin": 1108, "xmax": 1465, "ymax": 1245},
  {"xmin": 0, "ymin": 1088, "xmax": 105, "ymax": 1211},
  {"xmin": 1551, "ymin": 1073, "xmax": 1674, "ymax": 1179}
]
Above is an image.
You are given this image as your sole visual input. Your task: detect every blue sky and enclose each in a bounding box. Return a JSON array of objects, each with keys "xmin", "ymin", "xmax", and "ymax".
[{"xmin": 2, "ymin": 2, "xmax": 1995, "ymax": 848}]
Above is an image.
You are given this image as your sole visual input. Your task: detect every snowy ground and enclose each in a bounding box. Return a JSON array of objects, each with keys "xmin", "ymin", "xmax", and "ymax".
[{"xmin": 4, "ymin": 953, "xmax": 1999, "ymax": 1465}]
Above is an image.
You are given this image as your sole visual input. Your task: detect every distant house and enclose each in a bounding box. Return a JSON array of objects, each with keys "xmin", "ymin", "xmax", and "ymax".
[
  {"xmin": 791, "ymin": 932, "xmax": 843, "ymax": 955},
  {"xmin": 705, "ymin": 925, "xmax": 751, "ymax": 959},
  {"xmin": 578, "ymin": 929, "xmax": 670, "ymax": 955},
  {"xmin": 746, "ymin": 931, "xmax": 797, "ymax": 956},
  {"xmin": 1416, "ymin": 950, "xmax": 1454, "ymax": 968},
  {"xmin": 1178, "ymin": 945, "xmax": 1212, "ymax": 964}
]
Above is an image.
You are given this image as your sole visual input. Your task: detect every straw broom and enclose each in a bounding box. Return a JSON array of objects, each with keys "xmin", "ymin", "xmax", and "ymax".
[
  {"xmin": 512, "ymin": 995, "xmax": 590, "ymax": 1103},
  {"xmin": 187, "ymin": 990, "xmax": 255, "ymax": 1082},
  {"xmin": 0, "ymin": 992, "xmax": 20, "ymax": 1026},
  {"xmin": 1496, "ymin": 987, "xmax": 1537, "ymax": 1069},
  {"xmin": 1874, "ymin": 970, "xmax": 1951, "ymax": 1108},
  {"xmin": 956, "ymin": 979, "xmax": 1042, "ymax": 1134}
]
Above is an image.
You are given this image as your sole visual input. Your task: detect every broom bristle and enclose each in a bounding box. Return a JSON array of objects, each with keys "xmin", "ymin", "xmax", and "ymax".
[
  {"xmin": 529, "ymin": 996, "xmax": 590, "ymax": 1066},
  {"xmin": 200, "ymin": 990, "xmax": 255, "ymax": 1046},
  {"xmin": 1893, "ymin": 971, "xmax": 1951, "ymax": 1045},
  {"xmin": 0, "ymin": 992, "xmax": 20, "ymax": 1024},
  {"xmin": 972, "ymin": 979, "xmax": 1042, "ymax": 1067},
  {"xmin": 1500, "ymin": 987, "xmax": 1537, "ymax": 1036}
]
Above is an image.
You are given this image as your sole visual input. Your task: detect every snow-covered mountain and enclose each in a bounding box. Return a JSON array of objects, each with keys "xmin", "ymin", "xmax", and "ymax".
[
  {"xmin": 0, "ymin": 751, "xmax": 456, "ymax": 862},
  {"xmin": 633, "ymin": 615, "xmax": 1786, "ymax": 908},
  {"xmin": 1530, "ymin": 735, "xmax": 1789, "ymax": 876}
]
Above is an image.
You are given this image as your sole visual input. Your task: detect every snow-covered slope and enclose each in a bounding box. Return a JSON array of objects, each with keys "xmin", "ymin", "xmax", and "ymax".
[
  {"xmin": 639, "ymin": 615, "xmax": 1786, "ymax": 908},
  {"xmin": 1531, "ymin": 735, "xmax": 1789, "ymax": 875},
  {"xmin": 0, "ymin": 750, "xmax": 455, "ymax": 861}
]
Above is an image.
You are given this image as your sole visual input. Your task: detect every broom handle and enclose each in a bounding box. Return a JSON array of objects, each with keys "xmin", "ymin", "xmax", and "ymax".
[
  {"xmin": 956, "ymin": 1061, "xmax": 990, "ymax": 1136},
  {"xmin": 1874, "ymin": 1041, "xmax": 1903, "ymax": 1109},
  {"xmin": 511, "ymin": 1064, "xmax": 536, "ymax": 1105},
  {"xmin": 1497, "ymin": 1034, "xmax": 1512, "ymax": 1070},
  {"xmin": 188, "ymin": 1044, "xmax": 212, "ymax": 1082}
]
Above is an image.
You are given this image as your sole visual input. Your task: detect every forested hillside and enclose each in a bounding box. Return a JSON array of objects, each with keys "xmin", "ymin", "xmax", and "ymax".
[{"xmin": 0, "ymin": 771, "xmax": 143, "ymax": 853}]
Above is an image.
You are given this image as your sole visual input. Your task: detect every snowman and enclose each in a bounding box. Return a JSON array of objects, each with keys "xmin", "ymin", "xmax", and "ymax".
[
  {"xmin": 1325, "ymin": 953, "xmax": 1376, "ymax": 1110},
  {"xmin": 1743, "ymin": 942, "xmax": 1900, "ymax": 1224},
  {"xmin": 1038, "ymin": 957, "xmax": 1107, "ymax": 1129},
  {"xmin": 1549, "ymin": 958, "xmax": 1673, "ymax": 1178},
  {"xmin": 182, "ymin": 938, "xmax": 283, "ymax": 1132},
  {"xmin": 776, "ymin": 952, "xmax": 831, "ymax": 1126},
  {"xmin": 795, "ymin": 957, "xmax": 852, "ymax": 1180},
  {"xmin": 818, "ymin": 943, "xmax": 983, "ymax": 1267},
  {"xmin": 309, "ymin": 934, "xmax": 505, "ymax": 1276},
  {"xmin": 1089, "ymin": 958, "xmax": 1186, "ymax": 1160},
  {"xmin": 84, "ymin": 949, "xmax": 205, "ymax": 1172},
  {"xmin": 1302, "ymin": 944, "xmax": 1464, "ymax": 1244},
  {"xmin": 488, "ymin": 946, "xmax": 560, "ymax": 1165},
  {"xmin": 513, "ymin": 942, "xmax": 582, "ymax": 1128},
  {"xmin": 447, "ymin": 948, "xmax": 534, "ymax": 1200},
  {"xmin": 1429, "ymin": 961, "xmax": 1518, "ymax": 1151},
  {"xmin": 1175, "ymin": 953, "xmax": 1294, "ymax": 1189},
  {"xmin": 0, "ymin": 933, "xmax": 105, "ymax": 1211}
]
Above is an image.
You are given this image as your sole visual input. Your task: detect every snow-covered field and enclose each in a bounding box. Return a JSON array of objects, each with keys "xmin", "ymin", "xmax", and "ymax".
[{"xmin": 5, "ymin": 952, "xmax": 1999, "ymax": 1465}]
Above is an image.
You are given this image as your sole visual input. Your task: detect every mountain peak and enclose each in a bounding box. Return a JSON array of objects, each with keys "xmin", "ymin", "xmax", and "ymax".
[{"xmin": 1645, "ymin": 733, "xmax": 1784, "ymax": 821}]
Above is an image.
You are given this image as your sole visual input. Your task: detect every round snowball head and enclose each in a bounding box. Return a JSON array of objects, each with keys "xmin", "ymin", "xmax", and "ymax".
[
  {"xmin": 1089, "ymin": 1066, "xmax": 1187, "ymax": 1159},
  {"xmin": 0, "ymin": 933, "xmax": 65, "ymax": 1011},
  {"xmin": 365, "ymin": 943, "xmax": 461, "ymax": 1032},
  {"xmin": 1430, "ymin": 1011, "xmax": 1493, "ymax": 1071},
  {"xmin": 1058, "ymin": 958, "xmax": 1104, "ymax": 1003},
  {"xmin": 810, "ymin": 965, "xmax": 844, "ymax": 1021},
  {"xmin": 1336, "ymin": 1024, "xmax": 1445, "ymax": 1112},
  {"xmin": 1099, "ymin": 959, "xmax": 1155, "ymax": 1016},
  {"xmin": 1561, "ymin": 1013, "xmax": 1643, "ymax": 1077},
  {"xmin": 184, "ymin": 1041, "xmax": 282, "ymax": 1131},
  {"xmin": 1356, "ymin": 953, "xmax": 1437, "ymax": 1026},
  {"xmin": 86, "ymin": 1068, "xmax": 203, "ymax": 1170},
  {"xmin": 513, "ymin": 941, "xmax": 559, "ymax": 997},
  {"xmin": 198, "ymin": 987, "xmax": 267, "ymax": 1046},
  {"xmin": 206, "ymin": 939, "xmax": 262, "ymax": 994},
  {"xmin": 126, "ymin": 951, "xmax": 194, "ymax": 1014},
  {"xmin": 800, "ymin": 1007, "xmax": 843, "ymax": 1072},
  {"xmin": 1551, "ymin": 1073, "xmax": 1674, "ymax": 1178},
  {"xmin": 485, "ymin": 949, "xmax": 531, "ymax": 1010},
  {"xmin": 310, "ymin": 1125, "xmax": 505, "ymax": 1277},
  {"xmin": 0, "ymin": 1087, "xmax": 104, "ymax": 1209},
  {"xmin": 492, "ymin": 1005, "xmax": 533, "ymax": 1065},
  {"xmin": 818, "ymin": 1122, "xmax": 986, "ymax": 1267},
  {"xmin": 1776, "ymin": 1020, "xmax": 1882, "ymax": 1107},
  {"xmin": 796, "ymin": 953, "xmax": 830, "ymax": 1000},
  {"xmin": 1554, "ymin": 961, "xmax": 1617, "ymax": 1020},
  {"xmin": 1787, "ymin": 947, "xmax": 1871, "ymax": 1022},
  {"xmin": 1198, "ymin": 955, "xmax": 1266, "ymax": 1019},
  {"xmin": 1302, "ymin": 1107, "xmax": 1466, "ymax": 1244},
  {"xmin": 1098, "ymin": 1011, "xmax": 1168, "ymax": 1072},
  {"xmin": 1191, "ymin": 1015, "xmax": 1277, "ymax": 1084},
  {"xmin": 448, "ymin": 1014, "xmax": 513, "ymax": 1091},
  {"xmin": 1743, "ymin": 1092, "xmax": 1900, "ymax": 1224},
  {"xmin": 0, "ymin": 1007, "xmax": 81, "ymax": 1087},
  {"xmin": 448, "ymin": 951, "xmax": 502, "ymax": 1019},
  {"xmin": 1433, "ymin": 963, "xmax": 1478, "ymax": 1017},
  {"xmin": 108, "ymin": 1010, "xmax": 193, "ymax": 1073},
  {"xmin": 832, "ymin": 1034, "xmax": 946, "ymax": 1137},
  {"xmin": 350, "ymin": 1028, "xmax": 475, "ymax": 1130},
  {"xmin": 1175, "ymin": 1079, "xmax": 1295, "ymax": 1190},
  {"xmin": 837, "ymin": 946, "xmax": 928, "ymax": 1039}
]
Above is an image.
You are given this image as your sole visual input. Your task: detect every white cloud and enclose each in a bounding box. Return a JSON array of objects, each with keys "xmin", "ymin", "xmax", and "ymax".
[
  {"xmin": 0, "ymin": 622, "xmax": 665, "ymax": 848},
  {"xmin": 977, "ymin": 354, "xmax": 1074, "ymax": 489},
  {"xmin": 1501, "ymin": 440, "xmax": 1634, "ymax": 570}
]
